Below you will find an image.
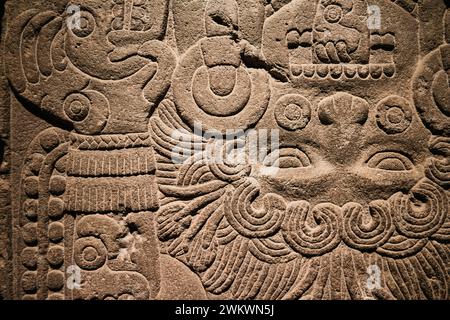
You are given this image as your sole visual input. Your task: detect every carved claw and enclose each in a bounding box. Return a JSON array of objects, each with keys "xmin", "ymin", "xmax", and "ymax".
[
  {"xmin": 138, "ymin": 40, "xmax": 177, "ymax": 105},
  {"xmin": 6, "ymin": 10, "xmax": 89, "ymax": 128},
  {"xmin": 6, "ymin": 10, "xmax": 61, "ymax": 95}
]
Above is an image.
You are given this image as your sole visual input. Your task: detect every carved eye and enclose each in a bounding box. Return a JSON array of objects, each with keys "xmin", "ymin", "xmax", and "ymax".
[
  {"xmin": 64, "ymin": 93, "xmax": 90, "ymax": 122},
  {"xmin": 366, "ymin": 152, "xmax": 414, "ymax": 171},
  {"xmin": 323, "ymin": 5, "xmax": 343, "ymax": 23},
  {"xmin": 68, "ymin": 10, "xmax": 96, "ymax": 38},
  {"xmin": 264, "ymin": 148, "xmax": 311, "ymax": 169}
]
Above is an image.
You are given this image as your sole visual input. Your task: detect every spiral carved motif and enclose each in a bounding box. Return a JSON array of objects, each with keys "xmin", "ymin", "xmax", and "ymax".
[
  {"xmin": 282, "ymin": 201, "xmax": 341, "ymax": 256},
  {"xmin": 342, "ymin": 201, "xmax": 395, "ymax": 251},
  {"xmin": 391, "ymin": 179, "xmax": 448, "ymax": 239},
  {"xmin": 208, "ymin": 140, "xmax": 252, "ymax": 183},
  {"xmin": 224, "ymin": 179, "xmax": 286, "ymax": 238},
  {"xmin": 74, "ymin": 237, "xmax": 108, "ymax": 271},
  {"xmin": 63, "ymin": 91, "xmax": 110, "ymax": 135},
  {"xmin": 426, "ymin": 137, "xmax": 450, "ymax": 189}
]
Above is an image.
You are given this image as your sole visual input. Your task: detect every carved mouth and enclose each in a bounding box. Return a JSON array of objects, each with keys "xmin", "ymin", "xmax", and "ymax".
[{"xmin": 108, "ymin": 43, "xmax": 140, "ymax": 62}]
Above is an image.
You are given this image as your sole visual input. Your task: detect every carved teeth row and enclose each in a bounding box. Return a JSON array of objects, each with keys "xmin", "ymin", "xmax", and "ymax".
[
  {"xmin": 289, "ymin": 64, "xmax": 396, "ymax": 80},
  {"xmin": 66, "ymin": 148, "xmax": 156, "ymax": 177}
]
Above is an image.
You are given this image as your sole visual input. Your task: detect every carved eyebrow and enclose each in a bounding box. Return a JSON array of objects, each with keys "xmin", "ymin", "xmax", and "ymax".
[
  {"xmin": 363, "ymin": 144, "xmax": 416, "ymax": 163},
  {"xmin": 366, "ymin": 151, "xmax": 414, "ymax": 171},
  {"xmin": 274, "ymin": 143, "xmax": 326, "ymax": 167},
  {"xmin": 263, "ymin": 147, "xmax": 312, "ymax": 168}
]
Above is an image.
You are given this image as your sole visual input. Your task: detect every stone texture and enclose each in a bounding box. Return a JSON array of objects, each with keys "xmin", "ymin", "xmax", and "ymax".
[
  {"xmin": 0, "ymin": 0, "xmax": 11, "ymax": 300},
  {"xmin": 0, "ymin": 0, "xmax": 449, "ymax": 300}
]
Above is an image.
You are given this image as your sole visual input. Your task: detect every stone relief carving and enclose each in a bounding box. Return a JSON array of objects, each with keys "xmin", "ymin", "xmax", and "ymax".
[{"xmin": 1, "ymin": 0, "xmax": 449, "ymax": 300}]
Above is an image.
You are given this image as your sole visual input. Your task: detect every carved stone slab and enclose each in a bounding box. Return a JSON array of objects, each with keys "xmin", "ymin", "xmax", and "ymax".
[{"xmin": 1, "ymin": 0, "xmax": 449, "ymax": 300}]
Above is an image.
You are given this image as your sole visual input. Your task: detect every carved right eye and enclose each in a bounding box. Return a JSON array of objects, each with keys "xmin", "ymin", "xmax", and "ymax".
[
  {"xmin": 366, "ymin": 152, "xmax": 414, "ymax": 171},
  {"xmin": 264, "ymin": 148, "xmax": 311, "ymax": 169}
]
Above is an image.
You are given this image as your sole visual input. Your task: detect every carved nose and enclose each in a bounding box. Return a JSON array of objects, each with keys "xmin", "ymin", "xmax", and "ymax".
[{"xmin": 318, "ymin": 92, "xmax": 369, "ymax": 126}]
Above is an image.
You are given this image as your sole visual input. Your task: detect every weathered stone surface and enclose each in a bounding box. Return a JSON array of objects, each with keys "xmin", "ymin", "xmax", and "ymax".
[
  {"xmin": 1, "ymin": 0, "xmax": 11, "ymax": 300},
  {"xmin": 1, "ymin": 0, "xmax": 449, "ymax": 300}
]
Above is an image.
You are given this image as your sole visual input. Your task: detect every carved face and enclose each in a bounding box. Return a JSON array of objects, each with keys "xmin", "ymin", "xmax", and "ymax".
[
  {"xmin": 6, "ymin": 0, "xmax": 174, "ymax": 135},
  {"xmin": 256, "ymin": 92, "xmax": 430, "ymax": 206},
  {"xmin": 153, "ymin": 0, "xmax": 450, "ymax": 300},
  {"xmin": 313, "ymin": 0, "xmax": 370, "ymax": 63},
  {"xmin": 64, "ymin": 0, "xmax": 170, "ymax": 79}
]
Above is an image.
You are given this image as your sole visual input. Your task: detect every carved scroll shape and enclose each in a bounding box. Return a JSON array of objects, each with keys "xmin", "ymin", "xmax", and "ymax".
[
  {"xmin": 413, "ymin": 44, "xmax": 450, "ymax": 136},
  {"xmin": 224, "ymin": 179, "xmax": 286, "ymax": 239},
  {"xmin": 342, "ymin": 201, "xmax": 395, "ymax": 251},
  {"xmin": 376, "ymin": 233, "xmax": 428, "ymax": 259},
  {"xmin": 282, "ymin": 201, "xmax": 341, "ymax": 256},
  {"xmin": 390, "ymin": 179, "xmax": 448, "ymax": 239},
  {"xmin": 6, "ymin": 6, "xmax": 176, "ymax": 135},
  {"xmin": 426, "ymin": 137, "xmax": 450, "ymax": 189}
]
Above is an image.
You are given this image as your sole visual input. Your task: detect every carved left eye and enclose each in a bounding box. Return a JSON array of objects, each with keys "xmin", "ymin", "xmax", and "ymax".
[
  {"xmin": 323, "ymin": 4, "xmax": 343, "ymax": 23},
  {"xmin": 68, "ymin": 10, "xmax": 96, "ymax": 38},
  {"xmin": 366, "ymin": 152, "xmax": 414, "ymax": 171},
  {"xmin": 264, "ymin": 148, "xmax": 311, "ymax": 169}
]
